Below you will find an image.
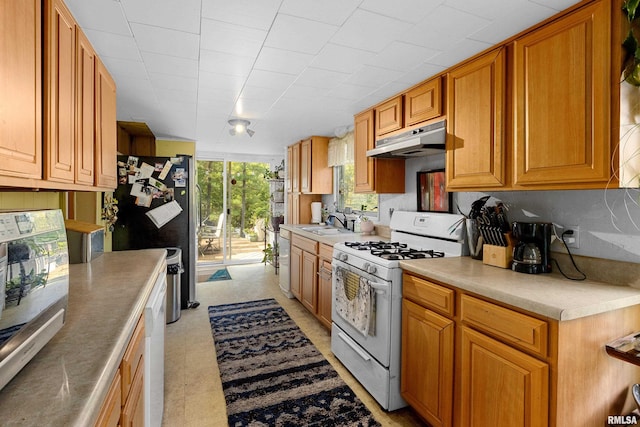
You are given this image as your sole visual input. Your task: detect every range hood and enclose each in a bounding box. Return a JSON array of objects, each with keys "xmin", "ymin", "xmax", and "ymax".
[{"xmin": 366, "ymin": 119, "xmax": 446, "ymax": 158}]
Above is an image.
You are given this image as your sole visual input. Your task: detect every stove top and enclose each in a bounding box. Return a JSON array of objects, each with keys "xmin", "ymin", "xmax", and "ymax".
[{"xmin": 343, "ymin": 240, "xmax": 445, "ymax": 260}]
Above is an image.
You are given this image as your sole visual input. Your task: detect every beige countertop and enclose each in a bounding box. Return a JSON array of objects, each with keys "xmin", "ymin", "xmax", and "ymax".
[
  {"xmin": 400, "ymin": 257, "xmax": 640, "ymax": 321},
  {"xmin": 280, "ymin": 223, "xmax": 384, "ymax": 245},
  {"xmin": 0, "ymin": 249, "xmax": 166, "ymax": 427}
]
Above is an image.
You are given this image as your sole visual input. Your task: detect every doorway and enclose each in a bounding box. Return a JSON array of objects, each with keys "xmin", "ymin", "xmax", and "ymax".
[{"xmin": 196, "ymin": 159, "xmax": 270, "ymax": 265}]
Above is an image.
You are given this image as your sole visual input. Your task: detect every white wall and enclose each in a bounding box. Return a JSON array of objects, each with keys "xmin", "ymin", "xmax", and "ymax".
[{"xmin": 378, "ymin": 155, "xmax": 640, "ymax": 264}]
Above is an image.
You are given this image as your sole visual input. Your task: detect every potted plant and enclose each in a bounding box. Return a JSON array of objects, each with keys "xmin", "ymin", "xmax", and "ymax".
[{"xmin": 359, "ymin": 215, "xmax": 374, "ymax": 234}]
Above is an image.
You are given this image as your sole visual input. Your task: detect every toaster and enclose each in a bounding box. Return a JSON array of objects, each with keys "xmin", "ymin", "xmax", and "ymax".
[{"xmin": 64, "ymin": 220, "xmax": 104, "ymax": 264}]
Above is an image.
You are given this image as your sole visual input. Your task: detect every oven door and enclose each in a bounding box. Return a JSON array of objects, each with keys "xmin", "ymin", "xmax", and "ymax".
[{"xmin": 331, "ymin": 258, "xmax": 393, "ymax": 367}]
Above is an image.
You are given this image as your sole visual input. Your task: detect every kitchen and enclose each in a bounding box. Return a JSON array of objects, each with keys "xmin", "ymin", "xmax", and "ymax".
[{"xmin": 2, "ymin": 0, "xmax": 640, "ymax": 426}]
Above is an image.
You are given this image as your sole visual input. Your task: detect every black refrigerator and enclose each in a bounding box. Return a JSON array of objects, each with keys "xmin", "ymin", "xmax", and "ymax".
[{"xmin": 112, "ymin": 154, "xmax": 198, "ymax": 310}]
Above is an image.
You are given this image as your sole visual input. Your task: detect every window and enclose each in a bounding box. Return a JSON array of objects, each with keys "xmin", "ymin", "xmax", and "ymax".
[{"xmin": 336, "ymin": 163, "xmax": 378, "ymax": 219}]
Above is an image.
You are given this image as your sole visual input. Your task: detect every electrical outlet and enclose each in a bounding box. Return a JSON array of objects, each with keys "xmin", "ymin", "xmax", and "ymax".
[{"xmin": 563, "ymin": 226, "xmax": 580, "ymax": 249}]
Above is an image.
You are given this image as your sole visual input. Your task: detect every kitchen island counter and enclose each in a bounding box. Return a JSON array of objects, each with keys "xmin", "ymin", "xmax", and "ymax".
[
  {"xmin": 0, "ymin": 249, "xmax": 166, "ymax": 427},
  {"xmin": 400, "ymin": 256, "xmax": 640, "ymax": 321}
]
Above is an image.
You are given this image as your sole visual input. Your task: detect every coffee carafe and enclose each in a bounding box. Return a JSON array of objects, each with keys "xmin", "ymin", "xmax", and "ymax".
[{"xmin": 511, "ymin": 222, "xmax": 552, "ymax": 274}]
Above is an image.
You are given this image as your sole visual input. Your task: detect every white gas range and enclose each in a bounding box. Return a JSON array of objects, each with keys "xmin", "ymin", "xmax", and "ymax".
[{"xmin": 331, "ymin": 211, "xmax": 467, "ymax": 411}]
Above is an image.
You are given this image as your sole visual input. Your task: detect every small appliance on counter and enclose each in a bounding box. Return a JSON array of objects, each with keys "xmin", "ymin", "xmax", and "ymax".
[
  {"xmin": 64, "ymin": 220, "xmax": 104, "ymax": 264},
  {"xmin": 511, "ymin": 222, "xmax": 552, "ymax": 274},
  {"xmin": 310, "ymin": 202, "xmax": 322, "ymax": 224},
  {"xmin": 0, "ymin": 209, "xmax": 69, "ymax": 391}
]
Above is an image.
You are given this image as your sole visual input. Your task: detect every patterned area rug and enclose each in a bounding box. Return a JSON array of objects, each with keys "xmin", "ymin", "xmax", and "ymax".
[{"xmin": 208, "ymin": 298, "xmax": 381, "ymax": 427}]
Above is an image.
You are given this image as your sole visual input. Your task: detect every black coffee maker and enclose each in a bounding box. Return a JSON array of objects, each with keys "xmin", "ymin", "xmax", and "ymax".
[{"xmin": 511, "ymin": 222, "xmax": 553, "ymax": 274}]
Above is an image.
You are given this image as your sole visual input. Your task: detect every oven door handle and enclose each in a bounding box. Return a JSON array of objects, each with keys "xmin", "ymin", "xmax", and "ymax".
[
  {"xmin": 367, "ymin": 280, "xmax": 389, "ymax": 294},
  {"xmin": 337, "ymin": 331, "xmax": 371, "ymax": 362}
]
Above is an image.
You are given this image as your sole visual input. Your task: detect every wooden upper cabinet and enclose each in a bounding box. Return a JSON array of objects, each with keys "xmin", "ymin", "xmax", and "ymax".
[
  {"xmin": 354, "ymin": 109, "xmax": 405, "ymax": 194},
  {"xmin": 75, "ymin": 28, "xmax": 95, "ymax": 186},
  {"xmin": 291, "ymin": 142, "xmax": 300, "ymax": 193},
  {"xmin": 299, "ymin": 137, "xmax": 332, "ymax": 194},
  {"xmin": 286, "ymin": 145, "xmax": 292, "ymax": 192},
  {"xmin": 446, "ymin": 47, "xmax": 506, "ymax": 190},
  {"xmin": 375, "ymin": 96, "xmax": 403, "ymax": 137},
  {"xmin": 44, "ymin": 0, "xmax": 76, "ymax": 183},
  {"xmin": 95, "ymin": 57, "xmax": 117, "ymax": 189},
  {"xmin": 512, "ymin": 0, "xmax": 613, "ymax": 189},
  {"xmin": 0, "ymin": 0, "xmax": 42, "ymax": 180},
  {"xmin": 405, "ymin": 78, "xmax": 443, "ymax": 127}
]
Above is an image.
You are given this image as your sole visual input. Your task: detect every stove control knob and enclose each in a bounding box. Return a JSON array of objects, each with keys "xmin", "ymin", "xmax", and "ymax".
[
  {"xmin": 339, "ymin": 253, "xmax": 348, "ymax": 262},
  {"xmin": 363, "ymin": 263, "xmax": 377, "ymax": 274}
]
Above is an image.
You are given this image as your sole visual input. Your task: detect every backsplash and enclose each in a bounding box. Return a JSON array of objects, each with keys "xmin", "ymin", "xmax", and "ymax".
[{"xmin": 378, "ymin": 155, "xmax": 640, "ymax": 264}]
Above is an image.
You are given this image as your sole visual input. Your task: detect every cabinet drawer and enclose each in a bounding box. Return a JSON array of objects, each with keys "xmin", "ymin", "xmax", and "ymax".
[
  {"xmin": 319, "ymin": 243, "xmax": 333, "ymax": 261},
  {"xmin": 121, "ymin": 315, "xmax": 145, "ymax": 401},
  {"xmin": 375, "ymin": 96, "xmax": 403, "ymax": 136},
  {"xmin": 402, "ymin": 273, "xmax": 454, "ymax": 317},
  {"xmin": 292, "ymin": 234, "xmax": 318, "ymax": 254},
  {"xmin": 460, "ymin": 294, "xmax": 548, "ymax": 357}
]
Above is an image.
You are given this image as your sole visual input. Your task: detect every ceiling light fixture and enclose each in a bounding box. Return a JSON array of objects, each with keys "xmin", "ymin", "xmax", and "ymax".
[{"xmin": 228, "ymin": 119, "xmax": 255, "ymax": 137}]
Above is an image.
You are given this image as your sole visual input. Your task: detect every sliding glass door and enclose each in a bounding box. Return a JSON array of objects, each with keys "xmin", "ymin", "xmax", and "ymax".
[{"xmin": 197, "ymin": 159, "xmax": 269, "ymax": 265}]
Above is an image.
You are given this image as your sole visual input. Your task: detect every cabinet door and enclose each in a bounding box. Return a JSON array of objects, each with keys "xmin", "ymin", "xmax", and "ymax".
[
  {"xmin": 301, "ymin": 250, "xmax": 317, "ymax": 313},
  {"xmin": 290, "ymin": 245, "xmax": 302, "ymax": 300},
  {"xmin": 446, "ymin": 47, "xmax": 506, "ymax": 190},
  {"xmin": 95, "ymin": 57, "xmax": 117, "ymax": 188},
  {"xmin": 300, "ymin": 138, "xmax": 311, "ymax": 193},
  {"xmin": 0, "ymin": 0, "xmax": 42, "ymax": 180},
  {"xmin": 459, "ymin": 326, "xmax": 548, "ymax": 427},
  {"xmin": 44, "ymin": 0, "xmax": 76, "ymax": 183},
  {"xmin": 291, "ymin": 142, "xmax": 300, "ymax": 193},
  {"xmin": 75, "ymin": 28, "xmax": 95, "ymax": 186},
  {"xmin": 94, "ymin": 369, "xmax": 121, "ymax": 427},
  {"xmin": 121, "ymin": 358, "xmax": 144, "ymax": 427},
  {"xmin": 401, "ymin": 299, "xmax": 454, "ymax": 427},
  {"xmin": 286, "ymin": 146, "xmax": 292, "ymax": 192},
  {"xmin": 375, "ymin": 96, "xmax": 403, "ymax": 137},
  {"xmin": 354, "ymin": 109, "xmax": 376, "ymax": 193},
  {"xmin": 317, "ymin": 259, "xmax": 332, "ymax": 329},
  {"xmin": 405, "ymin": 78, "xmax": 442, "ymax": 126},
  {"xmin": 512, "ymin": 1, "xmax": 612, "ymax": 188},
  {"xmin": 354, "ymin": 109, "xmax": 405, "ymax": 194}
]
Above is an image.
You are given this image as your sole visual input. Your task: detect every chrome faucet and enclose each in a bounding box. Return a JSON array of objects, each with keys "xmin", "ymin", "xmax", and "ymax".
[{"xmin": 328, "ymin": 213, "xmax": 347, "ymax": 229}]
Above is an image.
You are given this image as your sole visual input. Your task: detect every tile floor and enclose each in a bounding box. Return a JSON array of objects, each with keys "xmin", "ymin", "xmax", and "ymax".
[{"xmin": 162, "ymin": 263, "xmax": 426, "ymax": 427}]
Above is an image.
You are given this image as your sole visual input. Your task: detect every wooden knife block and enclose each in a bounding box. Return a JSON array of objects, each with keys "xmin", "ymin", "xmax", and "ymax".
[{"xmin": 482, "ymin": 234, "xmax": 514, "ymax": 269}]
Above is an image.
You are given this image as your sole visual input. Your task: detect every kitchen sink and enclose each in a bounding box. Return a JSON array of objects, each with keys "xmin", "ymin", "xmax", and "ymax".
[{"xmin": 300, "ymin": 226, "xmax": 352, "ymax": 235}]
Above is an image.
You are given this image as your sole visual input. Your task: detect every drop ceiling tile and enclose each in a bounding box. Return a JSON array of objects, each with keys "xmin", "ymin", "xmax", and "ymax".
[
  {"xmin": 443, "ymin": 0, "xmax": 525, "ymax": 20},
  {"xmin": 359, "ymin": 0, "xmax": 442, "ymax": 24},
  {"xmin": 418, "ymin": 6, "xmax": 491, "ymax": 40},
  {"xmin": 200, "ymin": 50, "xmax": 254, "ymax": 77},
  {"xmin": 326, "ymin": 83, "xmax": 375, "ymax": 101},
  {"xmin": 65, "ymin": 0, "xmax": 131, "ymax": 36},
  {"xmin": 253, "ymin": 47, "xmax": 314, "ymax": 75},
  {"xmin": 345, "ymin": 65, "xmax": 404, "ymax": 88},
  {"xmin": 280, "ymin": 85, "xmax": 327, "ymax": 101},
  {"xmin": 131, "ymin": 23, "xmax": 200, "ymax": 59},
  {"xmin": 200, "ymin": 19, "xmax": 267, "ymax": 58},
  {"xmin": 120, "ymin": 0, "xmax": 201, "ymax": 34},
  {"xmin": 469, "ymin": 2, "xmax": 557, "ymax": 44},
  {"xmin": 155, "ymin": 87, "xmax": 198, "ymax": 105},
  {"xmin": 396, "ymin": 62, "xmax": 446, "ymax": 86},
  {"xmin": 311, "ymin": 44, "xmax": 377, "ymax": 74},
  {"xmin": 427, "ymin": 38, "xmax": 492, "ymax": 67},
  {"xmin": 141, "ymin": 52, "xmax": 198, "ymax": 79},
  {"xmin": 199, "ymin": 71, "xmax": 245, "ymax": 93},
  {"xmin": 149, "ymin": 73, "xmax": 198, "ymax": 93},
  {"xmin": 239, "ymin": 85, "xmax": 284, "ymax": 105},
  {"xmin": 330, "ymin": 9, "xmax": 407, "ymax": 53},
  {"xmin": 84, "ymin": 30, "xmax": 141, "ymax": 61},
  {"xmin": 245, "ymin": 70, "xmax": 297, "ymax": 90},
  {"xmin": 366, "ymin": 41, "xmax": 440, "ymax": 72},
  {"xmin": 202, "ymin": 0, "xmax": 281, "ymax": 30},
  {"xmin": 101, "ymin": 57, "xmax": 148, "ymax": 80},
  {"xmin": 264, "ymin": 14, "xmax": 339, "ymax": 55},
  {"xmin": 400, "ymin": 25, "xmax": 463, "ymax": 52},
  {"xmin": 295, "ymin": 67, "xmax": 350, "ymax": 90},
  {"xmin": 234, "ymin": 98, "xmax": 275, "ymax": 117},
  {"xmin": 530, "ymin": 0, "xmax": 581, "ymax": 12},
  {"xmin": 279, "ymin": 0, "xmax": 360, "ymax": 26}
]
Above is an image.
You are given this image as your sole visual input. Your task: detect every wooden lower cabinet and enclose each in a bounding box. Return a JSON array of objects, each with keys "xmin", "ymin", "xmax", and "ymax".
[
  {"xmin": 458, "ymin": 326, "xmax": 548, "ymax": 427},
  {"xmin": 301, "ymin": 250, "xmax": 317, "ymax": 312},
  {"xmin": 401, "ymin": 299, "xmax": 453, "ymax": 427},
  {"xmin": 95, "ymin": 315, "xmax": 145, "ymax": 427},
  {"xmin": 402, "ymin": 272, "xmax": 640, "ymax": 427},
  {"xmin": 290, "ymin": 245, "xmax": 302, "ymax": 300},
  {"xmin": 316, "ymin": 244, "xmax": 333, "ymax": 329}
]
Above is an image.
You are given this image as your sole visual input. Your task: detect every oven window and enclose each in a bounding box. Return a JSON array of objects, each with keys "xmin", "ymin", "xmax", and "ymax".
[{"xmin": 335, "ymin": 165, "xmax": 379, "ymax": 219}]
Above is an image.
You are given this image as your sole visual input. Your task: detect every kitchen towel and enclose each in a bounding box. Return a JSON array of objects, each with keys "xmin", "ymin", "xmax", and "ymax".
[
  {"xmin": 334, "ymin": 268, "xmax": 375, "ymax": 336},
  {"xmin": 311, "ymin": 202, "xmax": 322, "ymax": 223}
]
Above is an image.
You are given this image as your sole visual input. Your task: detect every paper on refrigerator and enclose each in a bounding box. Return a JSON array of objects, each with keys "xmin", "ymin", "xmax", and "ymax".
[{"xmin": 145, "ymin": 200, "xmax": 183, "ymax": 228}]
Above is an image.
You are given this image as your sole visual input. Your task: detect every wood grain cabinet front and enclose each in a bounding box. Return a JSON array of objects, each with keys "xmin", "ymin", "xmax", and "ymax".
[
  {"xmin": 375, "ymin": 96, "xmax": 403, "ymax": 137},
  {"xmin": 404, "ymin": 77, "xmax": 443, "ymax": 127}
]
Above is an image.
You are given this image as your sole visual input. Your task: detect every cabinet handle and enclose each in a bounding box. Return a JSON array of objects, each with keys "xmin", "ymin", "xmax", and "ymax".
[{"xmin": 337, "ymin": 331, "xmax": 371, "ymax": 361}]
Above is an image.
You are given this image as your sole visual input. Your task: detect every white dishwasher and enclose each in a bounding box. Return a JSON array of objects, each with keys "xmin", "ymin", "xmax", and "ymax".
[{"xmin": 145, "ymin": 270, "xmax": 167, "ymax": 427}]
